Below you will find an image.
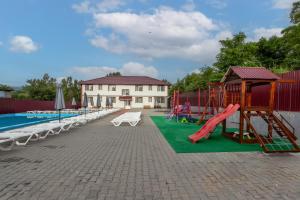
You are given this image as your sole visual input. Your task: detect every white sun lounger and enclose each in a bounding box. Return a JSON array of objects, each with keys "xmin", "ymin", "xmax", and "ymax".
[
  {"xmin": 111, "ymin": 112, "xmax": 141, "ymax": 127},
  {"xmin": 0, "ymin": 138, "xmax": 15, "ymax": 151},
  {"xmin": 2, "ymin": 120, "xmax": 76, "ymax": 145},
  {"xmin": 0, "ymin": 129, "xmax": 42, "ymax": 146},
  {"xmin": 0, "ymin": 108, "xmax": 121, "ymax": 150}
]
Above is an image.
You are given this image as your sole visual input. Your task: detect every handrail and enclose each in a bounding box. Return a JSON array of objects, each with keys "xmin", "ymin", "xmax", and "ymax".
[{"xmin": 273, "ymin": 111, "xmax": 295, "ymax": 135}]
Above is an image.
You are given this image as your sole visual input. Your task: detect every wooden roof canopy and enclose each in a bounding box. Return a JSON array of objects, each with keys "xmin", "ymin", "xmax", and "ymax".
[{"xmin": 221, "ymin": 66, "xmax": 280, "ymax": 86}]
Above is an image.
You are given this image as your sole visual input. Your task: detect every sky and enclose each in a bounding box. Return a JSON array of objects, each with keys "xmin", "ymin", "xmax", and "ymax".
[{"xmin": 0, "ymin": 0, "xmax": 297, "ymax": 86}]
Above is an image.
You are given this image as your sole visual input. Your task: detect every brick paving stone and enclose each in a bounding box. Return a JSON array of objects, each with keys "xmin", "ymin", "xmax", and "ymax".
[{"xmin": 0, "ymin": 109, "xmax": 300, "ymax": 200}]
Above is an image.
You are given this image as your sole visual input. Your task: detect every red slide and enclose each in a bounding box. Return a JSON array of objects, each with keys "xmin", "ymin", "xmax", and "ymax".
[{"xmin": 189, "ymin": 104, "xmax": 240, "ymax": 143}]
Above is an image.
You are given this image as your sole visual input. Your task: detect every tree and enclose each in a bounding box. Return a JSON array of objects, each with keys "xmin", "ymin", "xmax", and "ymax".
[
  {"xmin": 290, "ymin": 1, "xmax": 300, "ymax": 24},
  {"xmin": 22, "ymin": 74, "xmax": 57, "ymax": 100},
  {"xmin": 12, "ymin": 74, "xmax": 81, "ymax": 102},
  {"xmin": 106, "ymin": 72, "xmax": 122, "ymax": 77},
  {"xmin": 169, "ymin": 66, "xmax": 224, "ymax": 94},
  {"xmin": 214, "ymin": 32, "xmax": 261, "ymax": 72},
  {"xmin": 0, "ymin": 84, "xmax": 13, "ymax": 91},
  {"xmin": 61, "ymin": 77, "xmax": 81, "ymax": 102},
  {"xmin": 281, "ymin": 24, "xmax": 300, "ymax": 69},
  {"xmin": 256, "ymin": 36, "xmax": 288, "ymax": 69},
  {"xmin": 162, "ymin": 79, "xmax": 171, "ymax": 85}
]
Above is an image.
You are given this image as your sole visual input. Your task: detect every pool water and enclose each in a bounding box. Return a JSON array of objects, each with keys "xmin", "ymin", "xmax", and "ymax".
[{"xmin": 0, "ymin": 113, "xmax": 78, "ymax": 132}]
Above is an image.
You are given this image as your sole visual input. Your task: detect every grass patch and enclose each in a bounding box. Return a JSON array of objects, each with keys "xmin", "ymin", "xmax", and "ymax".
[{"xmin": 151, "ymin": 116, "xmax": 262, "ymax": 153}]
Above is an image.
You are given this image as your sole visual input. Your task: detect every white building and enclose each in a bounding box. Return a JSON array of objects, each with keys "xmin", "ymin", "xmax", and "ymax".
[
  {"xmin": 80, "ymin": 76, "xmax": 169, "ymax": 109},
  {"xmin": 0, "ymin": 89, "xmax": 13, "ymax": 98}
]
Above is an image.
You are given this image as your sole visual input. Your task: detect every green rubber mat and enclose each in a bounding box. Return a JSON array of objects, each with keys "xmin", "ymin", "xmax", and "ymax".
[{"xmin": 151, "ymin": 116, "xmax": 262, "ymax": 153}]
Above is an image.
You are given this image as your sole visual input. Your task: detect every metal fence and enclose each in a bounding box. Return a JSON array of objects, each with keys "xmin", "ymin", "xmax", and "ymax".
[
  {"xmin": 178, "ymin": 70, "xmax": 300, "ymax": 112},
  {"xmin": 252, "ymin": 70, "xmax": 300, "ymax": 111},
  {"xmin": 0, "ymin": 98, "xmax": 77, "ymax": 114}
]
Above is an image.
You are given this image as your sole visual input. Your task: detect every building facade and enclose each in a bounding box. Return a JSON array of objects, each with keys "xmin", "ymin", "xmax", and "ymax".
[
  {"xmin": 80, "ymin": 76, "xmax": 169, "ymax": 109},
  {"xmin": 0, "ymin": 90, "xmax": 13, "ymax": 98}
]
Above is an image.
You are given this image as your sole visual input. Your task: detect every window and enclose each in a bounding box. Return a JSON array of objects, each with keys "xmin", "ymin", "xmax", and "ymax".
[
  {"xmin": 88, "ymin": 97, "xmax": 94, "ymax": 106},
  {"xmin": 122, "ymin": 89, "xmax": 130, "ymax": 96},
  {"xmin": 157, "ymin": 85, "xmax": 165, "ymax": 92},
  {"xmin": 156, "ymin": 97, "xmax": 165, "ymax": 103},
  {"xmin": 135, "ymin": 97, "xmax": 143, "ymax": 103},
  {"xmin": 148, "ymin": 85, "xmax": 152, "ymax": 91},
  {"xmin": 148, "ymin": 97, "xmax": 152, "ymax": 102},
  {"xmin": 135, "ymin": 85, "xmax": 143, "ymax": 91},
  {"xmin": 85, "ymin": 85, "xmax": 93, "ymax": 91},
  {"xmin": 108, "ymin": 85, "xmax": 116, "ymax": 91},
  {"xmin": 106, "ymin": 97, "xmax": 116, "ymax": 105},
  {"xmin": 98, "ymin": 85, "xmax": 102, "ymax": 90}
]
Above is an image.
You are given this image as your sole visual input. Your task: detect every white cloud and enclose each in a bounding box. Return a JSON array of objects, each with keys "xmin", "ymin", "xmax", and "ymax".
[
  {"xmin": 72, "ymin": 0, "xmax": 125, "ymax": 13},
  {"xmin": 252, "ymin": 27, "xmax": 283, "ymax": 41},
  {"xmin": 72, "ymin": 1, "xmax": 91, "ymax": 13},
  {"xmin": 96, "ymin": 0, "xmax": 125, "ymax": 12},
  {"xmin": 182, "ymin": 0, "xmax": 196, "ymax": 11},
  {"xmin": 272, "ymin": 0, "xmax": 297, "ymax": 9},
  {"xmin": 10, "ymin": 35, "xmax": 39, "ymax": 53},
  {"xmin": 70, "ymin": 62, "xmax": 158, "ymax": 79},
  {"xmin": 88, "ymin": 7, "xmax": 232, "ymax": 63},
  {"xmin": 121, "ymin": 62, "xmax": 158, "ymax": 77},
  {"xmin": 206, "ymin": 0, "xmax": 227, "ymax": 9}
]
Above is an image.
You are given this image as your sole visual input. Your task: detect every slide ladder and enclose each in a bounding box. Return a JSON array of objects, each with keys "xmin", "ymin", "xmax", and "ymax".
[
  {"xmin": 243, "ymin": 112, "xmax": 300, "ymax": 153},
  {"xmin": 258, "ymin": 111, "xmax": 297, "ymax": 141},
  {"xmin": 242, "ymin": 112, "xmax": 269, "ymax": 152}
]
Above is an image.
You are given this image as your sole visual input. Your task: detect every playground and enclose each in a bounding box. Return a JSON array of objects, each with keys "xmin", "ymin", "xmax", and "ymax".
[
  {"xmin": 151, "ymin": 116, "xmax": 262, "ymax": 153},
  {"xmin": 154, "ymin": 67, "xmax": 300, "ymax": 154}
]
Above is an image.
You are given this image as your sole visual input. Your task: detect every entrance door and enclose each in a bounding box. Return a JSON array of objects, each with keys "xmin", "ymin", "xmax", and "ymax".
[{"xmin": 124, "ymin": 100, "xmax": 131, "ymax": 109}]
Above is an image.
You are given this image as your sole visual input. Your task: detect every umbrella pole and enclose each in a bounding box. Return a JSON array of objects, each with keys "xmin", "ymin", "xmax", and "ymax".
[{"xmin": 59, "ymin": 110, "xmax": 61, "ymax": 123}]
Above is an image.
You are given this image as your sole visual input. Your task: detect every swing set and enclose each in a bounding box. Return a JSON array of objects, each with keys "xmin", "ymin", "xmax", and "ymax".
[
  {"xmin": 197, "ymin": 82, "xmax": 224, "ymax": 124},
  {"xmin": 168, "ymin": 90, "xmax": 192, "ymax": 122}
]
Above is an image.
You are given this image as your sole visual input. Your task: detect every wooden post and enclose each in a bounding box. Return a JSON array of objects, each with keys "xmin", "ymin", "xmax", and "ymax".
[
  {"xmin": 268, "ymin": 81, "xmax": 276, "ymax": 139},
  {"xmin": 198, "ymin": 88, "xmax": 201, "ymax": 116},
  {"xmin": 222, "ymin": 85, "xmax": 227, "ymax": 134},
  {"xmin": 223, "ymin": 85, "xmax": 227, "ymax": 108},
  {"xmin": 239, "ymin": 81, "xmax": 246, "ymax": 143},
  {"xmin": 246, "ymin": 86, "xmax": 252, "ymax": 133},
  {"xmin": 269, "ymin": 81, "xmax": 276, "ymax": 112}
]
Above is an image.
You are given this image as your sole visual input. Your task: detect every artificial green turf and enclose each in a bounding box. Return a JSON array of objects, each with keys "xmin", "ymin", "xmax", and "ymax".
[{"xmin": 151, "ymin": 116, "xmax": 262, "ymax": 153}]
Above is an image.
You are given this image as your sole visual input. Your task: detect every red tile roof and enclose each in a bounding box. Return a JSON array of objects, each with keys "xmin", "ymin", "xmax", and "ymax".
[
  {"xmin": 221, "ymin": 66, "xmax": 280, "ymax": 82},
  {"xmin": 81, "ymin": 76, "xmax": 169, "ymax": 85}
]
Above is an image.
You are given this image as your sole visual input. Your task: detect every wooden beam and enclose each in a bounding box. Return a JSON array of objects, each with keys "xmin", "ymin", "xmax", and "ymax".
[
  {"xmin": 246, "ymin": 87, "xmax": 252, "ymax": 133},
  {"xmin": 239, "ymin": 80, "xmax": 246, "ymax": 143},
  {"xmin": 244, "ymin": 106, "xmax": 270, "ymax": 111},
  {"xmin": 277, "ymin": 79, "xmax": 296, "ymax": 84},
  {"xmin": 269, "ymin": 81, "xmax": 276, "ymax": 113},
  {"xmin": 267, "ymin": 81, "xmax": 276, "ymax": 139},
  {"xmin": 223, "ymin": 84, "xmax": 227, "ymax": 107}
]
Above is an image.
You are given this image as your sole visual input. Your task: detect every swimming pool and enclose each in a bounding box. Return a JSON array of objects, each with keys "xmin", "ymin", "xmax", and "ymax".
[{"xmin": 0, "ymin": 113, "xmax": 79, "ymax": 132}]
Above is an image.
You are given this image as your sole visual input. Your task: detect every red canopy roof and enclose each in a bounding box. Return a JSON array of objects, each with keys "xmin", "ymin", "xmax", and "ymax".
[
  {"xmin": 221, "ymin": 66, "xmax": 280, "ymax": 82},
  {"xmin": 81, "ymin": 76, "xmax": 169, "ymax": 85}
]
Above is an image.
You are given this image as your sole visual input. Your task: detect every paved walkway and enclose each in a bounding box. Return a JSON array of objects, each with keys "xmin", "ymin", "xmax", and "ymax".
[{"xmin": 0, "ymin": 110, "xmax": 300, "ymax": 200}]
